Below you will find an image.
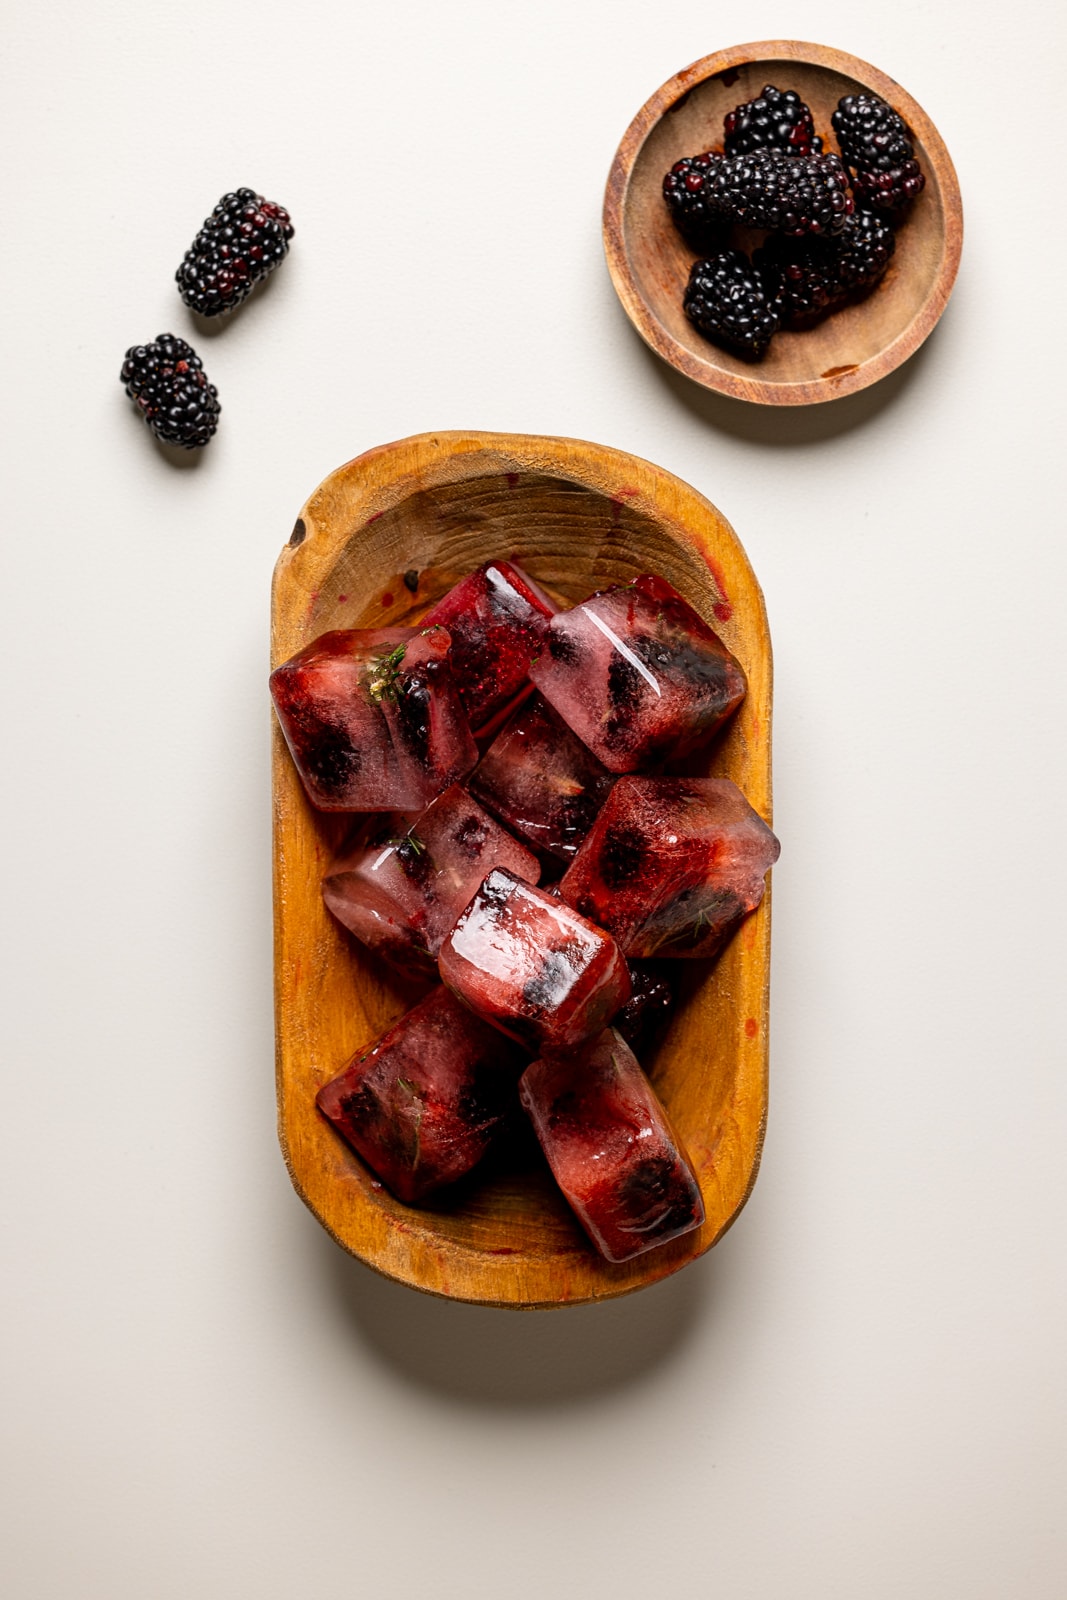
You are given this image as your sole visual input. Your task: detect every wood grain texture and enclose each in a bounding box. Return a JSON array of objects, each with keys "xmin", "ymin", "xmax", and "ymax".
[
  {"xmin": 271, "ymin": 432, "xmax": 774, "ymax": 1307},
  {"xmin": 603, "ymin": 40, "xmax": 964, "ymax": 406}
]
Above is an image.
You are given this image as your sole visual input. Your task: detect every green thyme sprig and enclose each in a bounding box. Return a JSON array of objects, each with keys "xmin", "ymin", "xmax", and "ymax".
[{"xmin": 367, "ymin": 641, "xmax": 408, "ymax": 702}]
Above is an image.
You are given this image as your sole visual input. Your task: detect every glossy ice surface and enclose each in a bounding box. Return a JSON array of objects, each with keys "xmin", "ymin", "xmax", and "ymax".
[
  {"xmin": 269, "ymin": 625, "xmax": 477, "ymax": 811},
  {"xmin": 421, "ymin": 560, "xmax": 557, "ymax": 735},
  {"xmin": 438, "ymin": 868, "xmax": 631, "ymax": 1053},
  {"xmin": 316, "ymin": 986, "xmax": 525, "ymax": 1203},
  {"xmin": 322, "ymin": 784, "xmax": 540, "ymax": 976},
  {"xmin": 560, "ymin": 776, "xmax": 780, "ymax": 958},
  {"xmin": 519, "ymin": 1028, "xmax": 704, "ymax": 1262},
  {"xmin": 528, "ymin": 574, "xmax": 747, "ymax": 773},
  {"xmin": 469, "ymin": 694, "xmax": 617, "ymax": 866}
]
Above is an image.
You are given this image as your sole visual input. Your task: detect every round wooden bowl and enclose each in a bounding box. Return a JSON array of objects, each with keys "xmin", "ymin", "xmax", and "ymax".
[
  {"xmin": 271, "ymin": 431, "xmax": 774, "ymax": 1307},
  {"xmin": 603, "ymin": 41, "xmax": 963, "ymax": 405}
]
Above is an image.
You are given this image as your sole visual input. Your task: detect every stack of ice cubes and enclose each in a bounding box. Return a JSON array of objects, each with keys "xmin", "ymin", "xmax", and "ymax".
[{"xmin": 270, "ymin": 561, "xmax": 778, "ymax": 1262}]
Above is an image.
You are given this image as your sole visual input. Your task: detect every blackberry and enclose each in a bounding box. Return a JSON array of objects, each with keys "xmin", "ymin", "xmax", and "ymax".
[
  {"xmin": 120, "ymin": 333, "xmax": 220, "ymax": 448},
  {"xmin": 709, "ymin": 149, "xmax": 853, "ymax": 236},
  {"xmin": 832, "ymin": 91, "xmax": 914, "ymax": 171},
  {"xmin": 724, "ymin": 84, "xmax": 822, "ymax": 157},
  {"xmin": 831, "ymin": 93, "xmax": 925, "ymax": 213},
  {"xmin": 176, "ymin": 187, "xmax": 294, "ymax": 316},
  {"xmin": 850, "ymin": 160, "xmax": 925, "ymax": 214},
  {"xmin": 755, "ymin": 234, "xmax": 844, "ymax": 329},
  {"xmin": 834, "ymin": 207, "xmax": 896, "ymax": 292},
  {"xmin": 683, "ymin": 251, "xmax": 779, "ymax": 361},
  {"xmin": 600, "ymin": 824, "xmax": 648, "ymax": 889},
  {"xmin": 662, "ymin": 153, "xmax": 728, "ymax": 251},
  {"xmin": 616, "ymin": 963, "xmax": 675, "ymax": 1056},
  {"xmin": 756, "ymin": 208, "xmax": 895, "ymax": 329}
]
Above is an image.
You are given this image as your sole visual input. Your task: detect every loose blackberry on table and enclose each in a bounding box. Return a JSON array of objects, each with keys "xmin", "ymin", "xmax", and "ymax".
[
  {"xmin": 683, "ymin": 252, "xmax": 780, "ymax": 360},
  {"xmin": 120, "ymin": 334, "xmax": 221, "ymax": 448},
  {"xmin": 724, "ymin": 84, "xmax": 822, "ymax": 156},
  {"xmin": 175, "ymin": 187, "xmax": 294, "ymax": 317}
]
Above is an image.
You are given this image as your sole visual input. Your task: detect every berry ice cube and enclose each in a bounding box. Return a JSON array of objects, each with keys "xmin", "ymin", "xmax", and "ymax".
[
  {"xmin": 316, "ymin": 986, "xmax": 525, "ymax": 1203},
  {"xmin": 322, "ymin": 784, "xmax": 541, "ymax": 976},
  {"xmin": 559, "ymin": 777, "xmax": 780, "ymax": 958},
  {"xmin": 438, "ymin": 868, "xmax": 631, "ymax": 1054},
  {"xmin": 469, "ymin": 694, "xmax": 616, "ymax": 867},
  {"xmin": 528, "ymin": 574, "xmax": 746, "ymax": 772},
  {"xmin": 519, "ymin": 1028, "xmax": 704, "ymax": 1263},
  {"xmin": 270, "ymin": 625, "xmax": 477, "ymax": 811},
  {"xmin": 421, "ymin": 560, "xmax": 557, "ymax": 736}
]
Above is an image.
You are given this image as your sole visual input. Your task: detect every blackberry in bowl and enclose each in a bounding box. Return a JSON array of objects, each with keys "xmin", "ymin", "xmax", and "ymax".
[
  {"xmin": 724, "ymin": 83, "xmax": 822, "ymax": 156},
  {"xmin": 832, "ymin": 92, "xmax": 926, "ymax": 214},
  {"xmin": 683, "ymin": 251, "xmax": 780, "ymax": 359}
]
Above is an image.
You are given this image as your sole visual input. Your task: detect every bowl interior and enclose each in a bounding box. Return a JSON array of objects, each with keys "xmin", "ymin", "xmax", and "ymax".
[
  {"xmin": 610, "ymin": 48, "xmax": 958, "ymax": 402},
  {"xmin": 273, "ymin": 436, "xmax": 772, "ymax": 1304}
]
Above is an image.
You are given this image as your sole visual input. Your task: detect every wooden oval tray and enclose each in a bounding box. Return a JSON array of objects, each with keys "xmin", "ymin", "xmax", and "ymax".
[
  {"xmin": 271, "ymin": 431, "xmax": 774, "ymax": 1306},
  {"xmin": 603, "ymin": 40, "xmax": 963, "ymax": 405}
]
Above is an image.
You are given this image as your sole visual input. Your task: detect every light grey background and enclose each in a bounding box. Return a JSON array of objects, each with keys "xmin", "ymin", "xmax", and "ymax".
[{"xmin": 3, "ymin": 1, "xmax": 1065, "ymax": 1595}]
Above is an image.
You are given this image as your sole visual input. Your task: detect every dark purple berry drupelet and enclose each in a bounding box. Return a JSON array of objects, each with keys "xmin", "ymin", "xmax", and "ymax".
[
  {"xmin": 683, "ymin": 251, "xmax": 780, "ymax": 361},
  {"xmin": 724, "ymin": 84, "xmax": 822, "ymax": 157},
  {"xmin": 707, "ymin": 148, "xmax": 853, "ymax": 236},
  {"xmin": 662, "ymin": 153, "xmax": 728, "ymax": 251},
  {"xmin": 120, "ymin": 334, "xmax": 220, "ymax": 448},
  {"xmin": 176, "ymin": 187, "xmax": 294, "ymax": 316},
  {"xmin": 831, "ymin": 93, "xmax": 925, "ymax": 213}
]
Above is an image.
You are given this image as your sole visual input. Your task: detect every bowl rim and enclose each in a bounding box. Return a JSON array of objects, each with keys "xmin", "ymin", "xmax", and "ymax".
[
  {"xmin": 272, "ymin": 430, "xmax": 774, "ymax": 1307},
  {"xmin": 602, "ymin": 39, "xmax": 964, "ymax": 406}
]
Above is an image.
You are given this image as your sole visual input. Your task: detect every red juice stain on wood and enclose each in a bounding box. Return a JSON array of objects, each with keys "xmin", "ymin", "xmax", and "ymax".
[
  {"xmin": 505, "ymin": 472, "xmax": 519, "ymax": 489},
  {"xmin": 367, "ymin": 511, "xmax": 383, "ymax": 524},
  {"xmin": 337, "ymin": 594, "xmax": 348, "ymax": 604},
  {"xmin": 698, "ymin": 551, "xmax": 732, "ymax": 623},
  {"xmin": 609, "ymin": 487, "xmax": 639, "ymax": 525},
  {"xmin": 715, "ymin": 66, "xmax": 740, "ymax": 87},
  {"xmin": 304, "ymin": 590, "xmax": 320, "ymax": 621},
  {"xmin": 381, "ymin": 592, "xmax": 394, "ymax": 607},
  {"xmin": 744, "ymin": 1017, "xmax": 759, "ymax": 1039}
]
